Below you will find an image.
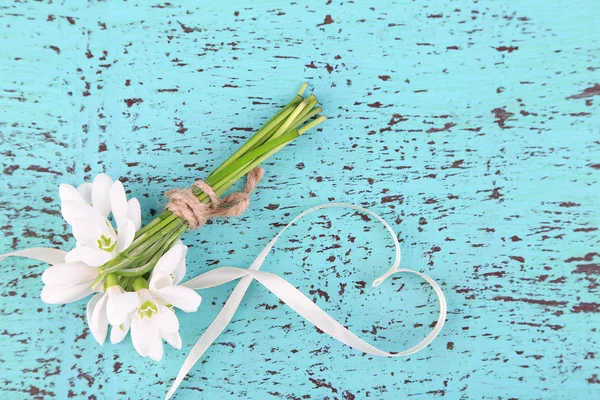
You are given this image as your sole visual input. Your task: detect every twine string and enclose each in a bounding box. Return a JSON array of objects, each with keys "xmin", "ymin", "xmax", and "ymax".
[{"xmin": 164, "ymin": 167, "xmax": 264, "ymax": 229}]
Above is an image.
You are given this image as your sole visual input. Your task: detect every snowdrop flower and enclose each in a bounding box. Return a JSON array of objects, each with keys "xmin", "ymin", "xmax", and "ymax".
[
  {"xmin": 40, "ymin": 174, "xmax": 142, "ymax": 304},
  {"xmin": 60, "ymin": 174, "xmax": 142, "ymax": 267},
  {"xmin": 95, "ymin": 242, "xmax": 201, "ymax": 361},
  {"xmin": 59, "ymin": 173, "xmax": 113, "ymax": 224},
  {"xmin": 86, "ymin": 275, "xmax": 139, "ymax": 345},
  {"xmin": 41, "ymin": 262, "xmax": 100, "ymax": 304}
]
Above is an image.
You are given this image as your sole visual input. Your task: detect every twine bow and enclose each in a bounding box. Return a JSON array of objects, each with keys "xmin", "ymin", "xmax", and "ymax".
[{"xmin": 164, "ymin": 167, "xmax": 265, "ymax": 229}]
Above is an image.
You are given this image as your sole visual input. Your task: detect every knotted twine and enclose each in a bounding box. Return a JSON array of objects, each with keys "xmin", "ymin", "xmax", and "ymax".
[{"xmin": 164, "ymin": 167, "xmax": 265, "ymax": 229}]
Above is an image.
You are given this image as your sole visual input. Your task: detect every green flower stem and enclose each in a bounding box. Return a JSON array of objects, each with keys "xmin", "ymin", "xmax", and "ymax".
[
  {"xmin": 118, "ymin": 259, "xmax": 156, "ymax": 278},
  {"xmin": 268, "ymin": 100, "xmax": 308, "ymax": 142},
  {"xmin": 131, "ymin": 220, "xmax": 183, "ymax": 263},
  {"xmin": 205, "ymin": 130, "xmax": 299, "ymax": 187},
  {"xmin": 199, "ymin": 116, "xmax": 322, "ymax": 200},
  {"xmin": 125, "ymin": 125, "xmax": 301, "ymax": 254},
  {"xmin": 117, "ymin": 223, "xmax": 186, "ymax": 277},
  {"xmin": 295, "ymin": 95, "xmax": 318, "ymax": 122},
  {"xmin": 209, "ymin": 95, "xmax": 302, "ymax": 178},
  {"xmin": 102, "ymin": 240, "xmax": 166, "ymax": 280},
  {"xmin": 134, "ymin": 88, "xmax": 311, "ymax": 242},
  {"xmin": 94, "ymin": 218, "xmax": 184, "ymax": 288},
  {"xmin": 278, "ymin": 98, "xmax": 319, "ymax": 136},
  {"xmin": 100, "ymin": 83, "xmax": 326, "ymax": 290},
  {"xmin": 116, "ymin": 117, "xmax": 320, "ymax": 266},
  {"xmin": 100, "ymin": 229, "xmax": 164, "ymax": 274},
  {"xmin": 247, "ymin": 112, "xmax": 291, "ymax": 152},
  {"xmin": 297, "ymin": 82, "xmax": 308, "ymax": 96},
  {"xmin": 298, "ymin": 115, "xmax": 327, "ymax": 135},
  {"xmin": 219, "ymin": 116, "xmax": 328, "ymax": 196},
  {"xmin": 203, "ymin": 101, "xmax": 321, "ymax": 196},
  {"xmin": 246, "ymin": 95, "xmax": 315, "ymax": 152},
  {"xmin": 290, "ymin": 107, "xmax": 323, "ymax": 132},
  {"xmin": 119, "ymin": 276, "xmax": 132, "ymax": 290},
  {"xmin": 134, "ymin": 211, "xmax": 168, "ymax": 238},
  {"xmin": 135, "ymin": 91, "xmax": 320, "ymax": 244},
  {"xmin": 130, "ymin": 216, "xmax": 175, "ymax": 251}
]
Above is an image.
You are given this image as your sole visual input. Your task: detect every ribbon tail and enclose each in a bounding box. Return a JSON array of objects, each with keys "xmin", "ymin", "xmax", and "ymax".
[
  {"xmin": 168, "ymin": 237, "xmax": 281, "ymax": 399},
  {"xmin": 165, "ymin": 275, "xmax": 254, "ymax": 400},
  {"xmin": 0, "ymin": 248, "xmax": 67, "ymax": 266},
  {"xmin": 168, "ymin": 238, "xmax": 282, "ymax": 398}
]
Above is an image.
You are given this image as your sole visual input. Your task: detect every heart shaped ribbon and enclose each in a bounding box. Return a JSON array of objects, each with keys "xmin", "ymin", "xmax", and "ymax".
[
  {"xmin": 167, "ymin": 202, "xmax": 447, "ymax": 399},
  {"xmin": 0, "ymin": 203, "xmax": 447, "ymax": 399}
]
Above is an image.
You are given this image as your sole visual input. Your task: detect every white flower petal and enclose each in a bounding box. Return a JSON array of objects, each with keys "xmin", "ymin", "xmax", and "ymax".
[
  {"xmin": 66, "ymin": 246, "xmax": 112, "ymax": 267},
  {"xmin": 116, "ymin": 219, "xmax": 135, "ymax": 254},
  {"xmin": 109, "ymin": 181, "xmax": 136, "ymax": 253},
  {"xmin": 110, "ymin": 314, "xmax": 132, "ymax": 344},
  {"xmin": 90, "ymin": 293, "xmax": 109, "ymax": 345},
  {"xmin": 153, "ymin": 243, "xmax": 186, "ymax": 276},
  {"xmin": 131, "ymin": 316, "xmax": 149, "ymax": 357},
  {"xmin": 110, "ymin": 181, "xmax": 128, "ymax": 228},
  {"xmin": 41, "ymin": 281, "xmax": 95, "ymax": 304},
  {"xmin": 147, "ymin": 334, "xmax": 164, "ymax": 362},
  {"xmin": 103, "ymin": 219, "xmax": 118, "ymax": 238},
  {"xmin": 77, "ymin": 182, "xmax": 93, "ymax": 204},
  {"xmin": 106, "ymin": 287, "xmax": 139, "ymax": 326},
  {"xmin": 127, "ymin": 198, "xmax": 142, "ymax": 232},
  {"xmin": 137, "ymin": 288, "xmax": 154, "ymax": 304},
  {"xmin": 70, "ymin": 222, "xmax": 104, "ymax": 249},
  {"xmin": 64, "ymin": 246, "xmax": 84, "ymax": 263},
  {"xmin": 62, "ymin": 201, "xmax": 106, "ymax": 227},
  {"xmin": 149, "ymin": 272, "xmax": 173, "ymax": 292},
  {"xmin": 59, "ymin": 184, "xmax": 84, "ymax": 203},
  {"xmin": 161, "ymin": 331, "xmax": 182, "ymax": 350},
  {"xmin": 131, "ymin": 315, "xmax": 160, "ymax": 358},
  {"xmin": 156, "ymin": 304, "xmax": 179, "ymax": 333},
  {"xmin": 92, "ymin": 174, "xmax": 113, "ymax": 218},
  {"xmin": 172, "ymin": 243, "xmax": 187, "ymax": 285},
  {"xmin": 41, "ymin": 262, "xmax": 98, "ymax": 304},
  {"xmin": 86, "ymin": 293, "xmax": 103, "ymax": 332},
  {"xmin": 42, "ymin": 263, "xmax": 98, "ymax": 286},
  {"xmin": 154, "ymin": 285, "xmax": 201, "ymax": 313}
]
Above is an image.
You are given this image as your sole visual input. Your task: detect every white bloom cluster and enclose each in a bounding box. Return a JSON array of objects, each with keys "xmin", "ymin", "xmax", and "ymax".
[{"xmin": 41, "ymin": 174, "xmax": 201, "ymax": 360}]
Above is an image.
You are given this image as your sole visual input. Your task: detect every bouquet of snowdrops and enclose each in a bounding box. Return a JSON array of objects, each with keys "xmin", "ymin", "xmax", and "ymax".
[{"xmin": 3, "ymin": 83, "xmax": 326, "ymax": 361}]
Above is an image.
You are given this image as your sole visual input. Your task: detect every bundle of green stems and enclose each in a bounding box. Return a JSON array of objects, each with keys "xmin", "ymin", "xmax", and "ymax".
[{"xmin": 93, "ymin": 83, "xmax": 326, "ymax": 289}]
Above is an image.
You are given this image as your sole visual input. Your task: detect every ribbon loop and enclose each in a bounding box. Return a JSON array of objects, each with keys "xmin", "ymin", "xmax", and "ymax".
[{"xmin": 167, "ymin": 203, "xmax": 447, "ymax": 399}]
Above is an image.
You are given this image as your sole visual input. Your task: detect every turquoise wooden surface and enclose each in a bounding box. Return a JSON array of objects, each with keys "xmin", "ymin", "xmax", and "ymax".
[{"xmin": 1, "ymin": 0, "xmax": 599, "ymax": 399}]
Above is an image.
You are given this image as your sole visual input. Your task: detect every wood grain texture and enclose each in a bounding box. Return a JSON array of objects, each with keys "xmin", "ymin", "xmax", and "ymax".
[{"xmin": 1, "ymin": 0, "xmax": 599, "ymax": 399}]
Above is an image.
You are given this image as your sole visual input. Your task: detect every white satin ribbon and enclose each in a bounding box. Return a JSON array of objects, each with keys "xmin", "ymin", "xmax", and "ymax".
[
  {"xmin": 167, "ymin": 203, "xmax": 447, "ymax": 399},
  {"xmin": 0, "ymin": 248, "xmax": 67, "ymax": 266},
  {"xmin": 0, "ymin": 204, "xmax": 447, "ymax": 400}
]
